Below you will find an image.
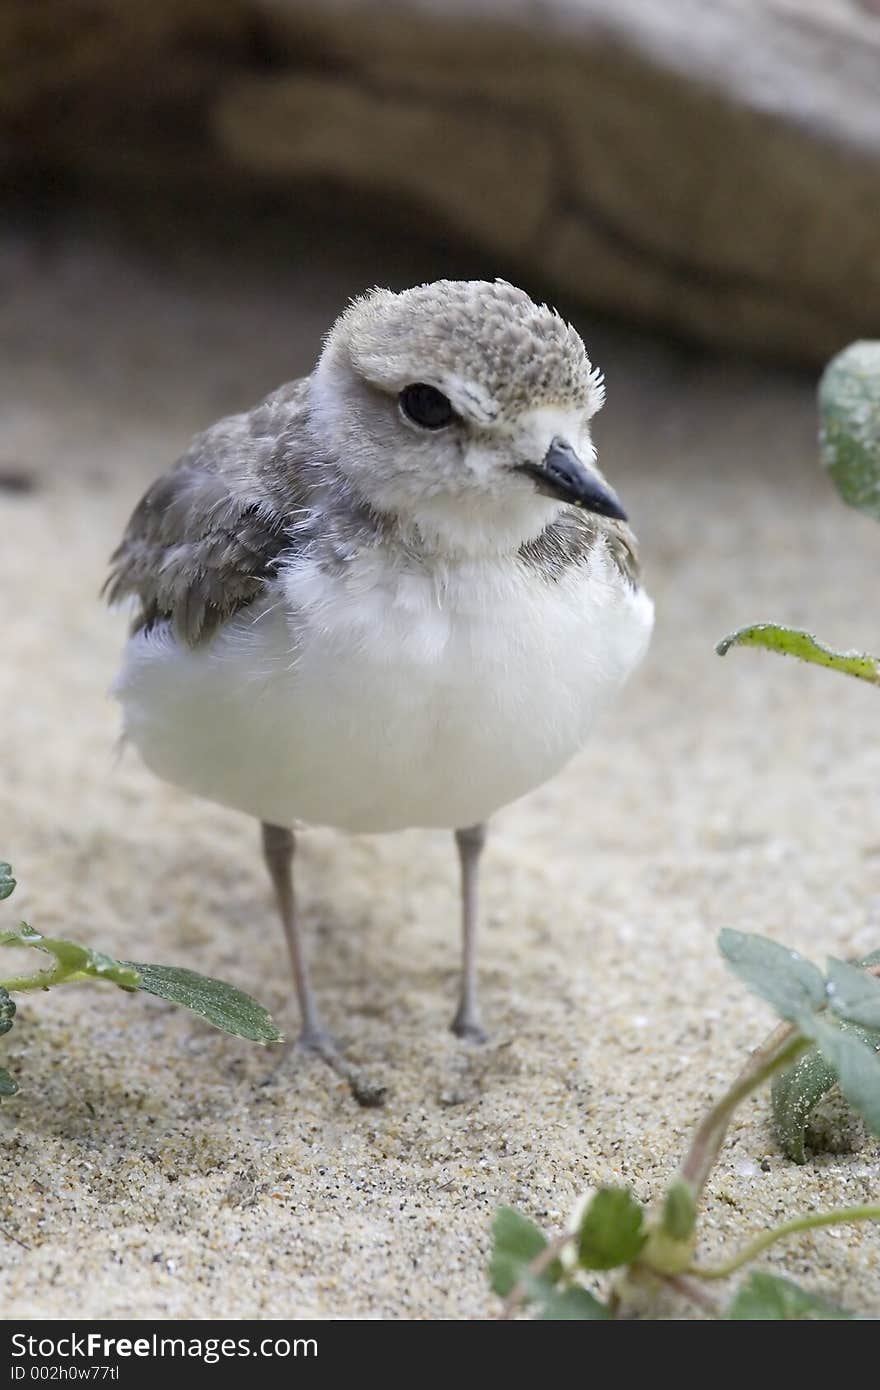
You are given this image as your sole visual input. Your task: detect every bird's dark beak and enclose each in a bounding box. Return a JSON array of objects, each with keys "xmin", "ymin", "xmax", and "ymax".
[{"xmin": 519, "ymin": 438, "xmax": 628, "ymax": 521}]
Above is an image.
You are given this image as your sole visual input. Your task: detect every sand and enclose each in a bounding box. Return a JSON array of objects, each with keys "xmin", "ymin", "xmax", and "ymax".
[{"xmin": 1, "ymin": 212, "xmax": 878, "ymax": 1320}]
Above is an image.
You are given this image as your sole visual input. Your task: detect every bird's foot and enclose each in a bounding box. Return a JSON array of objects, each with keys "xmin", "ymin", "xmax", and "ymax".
[
  {"xmin": 296, "ymin": 1022, "xmax": 387, "ymax": 1108},
  {"xmin": 296, "ymin": 1023, "xmax": 339, "ymax": 1056},
  {"xmin": 451, "ymin": 1007, "xmax": 488, "ymax": 1044}
]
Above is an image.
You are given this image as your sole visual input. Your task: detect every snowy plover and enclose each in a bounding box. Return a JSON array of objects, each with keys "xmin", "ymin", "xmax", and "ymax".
[{"xmin": 107, "ymin": 280, "xmax": 653, "ymax": 1050}]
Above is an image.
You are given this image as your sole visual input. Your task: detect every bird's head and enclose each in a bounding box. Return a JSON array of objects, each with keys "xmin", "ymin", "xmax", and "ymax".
[{"xmin": 311, "ymin": 279, "xmax": 625, "ymax": 556}]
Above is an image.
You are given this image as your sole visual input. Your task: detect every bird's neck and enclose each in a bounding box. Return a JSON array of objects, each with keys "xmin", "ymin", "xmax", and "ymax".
[
  {"xmin": 314, "ymin": 445, "xmax": 569, "ymax": 564},
  {"xmin": 384, "ymin": 491, "xmax": 567, "ymax": 562}
]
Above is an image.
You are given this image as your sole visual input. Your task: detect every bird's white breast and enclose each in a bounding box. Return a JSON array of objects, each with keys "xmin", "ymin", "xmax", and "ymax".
[{"xmin": 115, "ymin": 546, "xmax": 653, "ymax": 832}]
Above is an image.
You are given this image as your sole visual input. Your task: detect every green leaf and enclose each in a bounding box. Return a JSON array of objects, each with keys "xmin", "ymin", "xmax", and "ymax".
[
  {"xmin": 577, "ymin": 1187, "xmax": 646, "ymax": 1270},
  {"xmin": 813, "ymin": 1019, "xmax": 880, "ymax": 1137},
  {"xmin": 773, "ymin": 964, "xmax": 880, "ymax": 1158},
  {"xmin": 0, "ymin": 922, "xmax": 140, "ymax": 990},
  {"xmin": 489, "ymin": 1207, "xmax": 550, "ymax": 1298},
  {"xmin": 0, "ymin": 864, "xmax": 15, "ymax": 901},
  {"xmin": 660, "ymin": 1180, "xmax": 697, "ymax": 1241},
  {"xmin": 729, "ymin": 1272, "xmax": 853, "ymax": 1320},
  {"xmin": 0, "ymin": 926, "xmax": 279, "ymax": 1042},
  {"xmin": 773, "ymin": 1039, "xmax": 839, "ymax": 1164},
  {"xmin": 718, "ymin": 930, "xmax": 825, "ymax": 1025},
  {"xmin": 0, "ymin": 1066, "xmax": 18, "ymax": 1098},
  {"xmin": 126, "ymin": 962, "xmax": 282, "ymax": 1044},
  {"xmin": 772, "ymin": 1040, "xmax": 880, "ymax": 1165},
  {"xmin": 826, "ymin": 958, "xmax": 880, "ymax": 1029},
  {"xmin": 819, "ymin": 341, "xmax": 880, "ymax": 521},
  {"xmin": 0, "ymin": 917, "xmax": 279, "ymax": 1043},
  {"xmin": 0, "ymin": 922, "xmax": 39, "ymax": 948},
  {"xmin": 535, "ymin": 1285, "xmax": 611, "ymax": 1321},
  {"xmin": 716, "ymin": 625, "xmax": 880, "ymax": 685},
  {"xmin": 0, "ymin": 987, "xmax": 15, "ymax": 1037}
]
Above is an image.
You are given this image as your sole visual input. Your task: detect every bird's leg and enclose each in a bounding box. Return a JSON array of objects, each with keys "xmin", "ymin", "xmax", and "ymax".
[
  {"xmin": 261, "ymin": 821, "xmax": 329, "ymax": 1049},
  {"xmin": 260, "ymin": 823, "xmax": 385, "ymax": 1107},
  {"xmin": 452, "ymin": 822, "xmax": 488, "ymax": 1042}
]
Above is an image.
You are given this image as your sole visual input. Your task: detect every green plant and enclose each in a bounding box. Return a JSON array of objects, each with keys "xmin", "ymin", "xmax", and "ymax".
[
  {"xmin": 489, "ymin": 930, "xmax": 880, "ymax": 1319},
  {"xmin": 717, "ymin": 340, "xmax": 880, "ymax": 679},
  {"xmin": 717, "ymin": 341, "xmax": 880, "ymax": 1155},
  {"xmin": 0, "ymin": 862, "xmax": 281, "ymax": 1098}
]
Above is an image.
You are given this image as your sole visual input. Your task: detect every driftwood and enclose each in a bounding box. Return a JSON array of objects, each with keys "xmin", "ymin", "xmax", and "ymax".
[{"xmin": 4, "ymin": 0, "xmax": 880, "ymax": 362}]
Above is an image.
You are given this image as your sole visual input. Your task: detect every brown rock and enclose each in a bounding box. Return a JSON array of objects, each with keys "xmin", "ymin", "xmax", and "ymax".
[{"xmin": 4, "ymin": 0, "xmax": 880, "ymax": 362}]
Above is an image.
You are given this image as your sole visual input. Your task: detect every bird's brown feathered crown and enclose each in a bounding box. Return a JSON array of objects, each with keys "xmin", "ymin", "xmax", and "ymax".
[{"xmin": 327, "ymin": 279, "xmax": 605, "ymax": 426}]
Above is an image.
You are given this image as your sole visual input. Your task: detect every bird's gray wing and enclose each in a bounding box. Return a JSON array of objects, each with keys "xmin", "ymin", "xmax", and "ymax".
[{"xmin": 106, "ymin": 381, "xmax": 312, "ymax": 645}]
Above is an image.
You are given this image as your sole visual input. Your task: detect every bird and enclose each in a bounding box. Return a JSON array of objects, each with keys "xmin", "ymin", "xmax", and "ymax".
[{"xmin": 106, "ymin": 279, "xmax": 654, "ymax": 1056}]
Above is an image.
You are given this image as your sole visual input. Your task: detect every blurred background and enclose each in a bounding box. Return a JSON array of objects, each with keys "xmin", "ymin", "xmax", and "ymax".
[
  {"xmin": 3, "ymin": 0, "xmax": 880, "ymax": 364},
  {"xmin": 3, "ymin": 0, "xmax": 880, "ymax": 1321}
]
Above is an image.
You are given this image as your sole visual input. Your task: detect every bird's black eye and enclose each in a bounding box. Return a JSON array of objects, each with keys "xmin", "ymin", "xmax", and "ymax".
[{"xmin": 399, "ymin": 383, "xmax": 455, "ymax": 430}]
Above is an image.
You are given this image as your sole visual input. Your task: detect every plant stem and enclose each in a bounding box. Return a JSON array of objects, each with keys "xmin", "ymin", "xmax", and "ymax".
[
  {"xmin": 689, "ymin": 1205, "xmax": 880, "ymax": 1280},
  {"xmin": 0, "ymin": 1221, "xmax": 31, "ymax": 1250},
  {"xmin": 679, "ymin": 1024, "xmax": 809, "ymax": 1197},
  {"xmin": 0, "ymin": 968, "xmax": 69, "ymax": 992},
  {"xmin": 664, "ymin": 1273, "xmax": 722, "ymax": 1316},
  {"xmin": 500, "ymin": 1232, "xmax": 573, "ymax": 1319}
]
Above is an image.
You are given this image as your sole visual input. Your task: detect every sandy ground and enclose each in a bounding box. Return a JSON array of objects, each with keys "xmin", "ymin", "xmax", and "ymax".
[{"xmin": 1, "ymin": 212, "xmax": 878, "ymax": 1320}]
